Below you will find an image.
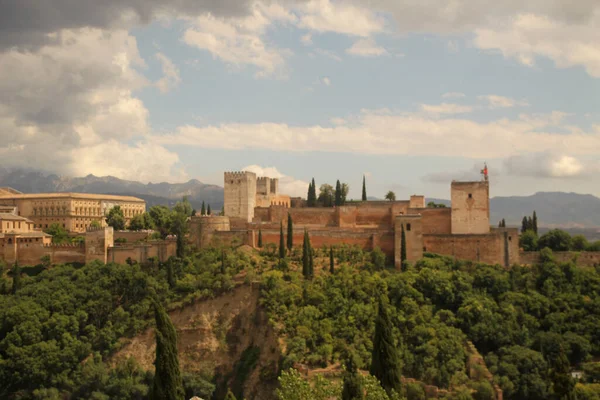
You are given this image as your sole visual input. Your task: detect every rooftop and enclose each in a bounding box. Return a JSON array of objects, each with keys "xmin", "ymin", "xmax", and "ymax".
[
  {"xmin": 0, "ymin": 213, "xmax": 33, "ymax": 222},
  {"xmin": 0, "ymin": 190, "xmax": 145, "ymax": 202},
  {"xmin": 0, "ymin": 231, "xmax": 51, "ymax": 238}
]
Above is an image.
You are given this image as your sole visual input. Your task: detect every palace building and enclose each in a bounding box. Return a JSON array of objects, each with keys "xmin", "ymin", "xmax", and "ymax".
[{"xmin": 0, "ymin": 188, "xmax": 146, "ymax": 233}]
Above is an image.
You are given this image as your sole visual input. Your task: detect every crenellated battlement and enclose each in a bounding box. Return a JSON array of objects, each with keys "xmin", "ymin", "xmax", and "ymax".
[
  {"xmin": 44, "ymin": 243, "xmax": 85, "ymax": 248},
  {"xmin": 86, "ymin": 226, "xmax": 106, "ymax": 233},
  {"xmin": 224, "ymin": 171, "xmax": 255, "ymax": 179}
]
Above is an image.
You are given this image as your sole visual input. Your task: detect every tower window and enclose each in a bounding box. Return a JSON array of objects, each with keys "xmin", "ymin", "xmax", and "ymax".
[
  {"xmin": 468, "ymin": 193, "xmax": 472, "ymax": 199},
  {"xmin": 406, "ymin": 223, "xmax": 412, "ymax": 231}
]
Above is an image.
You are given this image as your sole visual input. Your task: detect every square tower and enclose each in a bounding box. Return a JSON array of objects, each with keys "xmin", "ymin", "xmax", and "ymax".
[
  {"xmin": 224, "ymin": 171, "xmax": 257, "ymax": 222},
  {"xmin": 395, "ymin": 214, "xmax": 423, "ymax": 268},
  {"xmin": 450, "ymin": 181, "xmax": 490, "ymax": 234}
]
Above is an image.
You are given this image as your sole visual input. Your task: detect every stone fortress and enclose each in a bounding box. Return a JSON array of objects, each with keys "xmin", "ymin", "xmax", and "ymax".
[
  {"xmin": 192, "ymin": 169, "xmax": 521, "ymax": 267},
  {"xmin": 0, "ymin": 187, "xmax": 146, "ymax": 233},
  {"xmin": 0, "ymin": 190, "xmax": 176, "ymax": 266}
]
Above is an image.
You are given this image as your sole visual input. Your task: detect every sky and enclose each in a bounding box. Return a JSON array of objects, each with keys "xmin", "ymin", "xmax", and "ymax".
[{"xmin": 1, "ymin": 0, "xmax": 600, "ymax": 200}]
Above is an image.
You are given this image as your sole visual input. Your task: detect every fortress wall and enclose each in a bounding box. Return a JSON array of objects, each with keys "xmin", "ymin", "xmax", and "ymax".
[
  {"xmin": 520, "ymin": 251, "xmax": 600, "ymax": 267},
  {"xmin": 451, "ymin": 181, "xmax": 490, "ymax": 234},
  {"xmin": 108, "ymin": 240, "xmax": 177, "ymax": 264},
  {"xmin": 288, "ymin": 208, "xmax": 336, "ymax": 227},
  {"xmin": 15, "ymin": 242, "xmax": 47, "ymax": 266},
  {"xmin": 253, "ymin": 208, "xmax": 270, "ymax": 222},
  {"xmin": 211, "ymin": 231, "xmax": 250, "ymax": 248},
  {"xmin": 355, "ymin": 206, "xmax": 393, "ymax": 228},
  {"xmin": 412, "ymin": 208, "xmax": 452, "ymax": 234},
  {"xmin": 337, "ymin": 206, "xmax": 358, "ymax": 228},
  {"xmin": 424, "ymin": 229, "xmax": 519, "ymax": 267},
  {"xmin": 43, "ymin": 244, "xmax": 86, "ymax": 265},
  {"xmin": 113, "ymin": 230, "xmax": 152, "ymax": 243}
]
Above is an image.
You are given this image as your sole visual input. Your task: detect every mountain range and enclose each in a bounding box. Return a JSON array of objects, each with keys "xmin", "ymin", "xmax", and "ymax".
[{"xmin": 1, "ymin": 168, "xmax": 599, "ymax": 229}]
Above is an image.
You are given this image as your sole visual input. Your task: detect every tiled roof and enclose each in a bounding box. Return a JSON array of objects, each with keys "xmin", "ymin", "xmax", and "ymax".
[
  {"xmin": 0, "ymin": 213, "xmax": 33, "ymax": 222},
  {"xmin": 0, "ymin": 192, "xmax": 145, "ymax": 202}
]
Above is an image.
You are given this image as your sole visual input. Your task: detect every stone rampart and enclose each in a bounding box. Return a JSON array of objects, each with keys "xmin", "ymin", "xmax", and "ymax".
[
  {"xmin": 424, "ymin": 228, "xmax": 519, "ymax": 267},
  {"xmin": 411, "ymin": 207, "xmax": 452, "ymax": 234},
  {"xmin": 113, "ymin": 230, "xmax": 153, "ymax": 242},
  {"xmin": 519, "ymin": 251, "xmax": 600, "ymax": 267},
  {"xmin": 108, "ymin": 239, "xmax": 176, "ymax": 264},
  {"xmin": 43, "ymin": 243, "xmax": 87, "ymax": 265}
]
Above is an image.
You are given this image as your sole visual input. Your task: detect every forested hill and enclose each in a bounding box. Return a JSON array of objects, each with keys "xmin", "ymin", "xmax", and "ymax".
[{"xmin": 0, "ymin": 168, "xmax": 224, "ymax": 211}]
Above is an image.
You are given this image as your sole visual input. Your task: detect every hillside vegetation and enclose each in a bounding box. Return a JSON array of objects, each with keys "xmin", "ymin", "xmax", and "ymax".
[{"xmin": 1, "ymin": 245, "xmax": 600, "ymax": 399}]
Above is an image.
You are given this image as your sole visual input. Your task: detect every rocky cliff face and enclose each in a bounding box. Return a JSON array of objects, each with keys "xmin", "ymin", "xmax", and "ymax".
[{"xmin": 112, "ymin": 284, "xmax": 281, "ymax": 400}]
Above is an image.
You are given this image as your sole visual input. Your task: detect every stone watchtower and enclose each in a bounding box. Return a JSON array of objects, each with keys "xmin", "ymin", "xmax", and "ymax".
[
  {"xmin": 450, "ymin": 180, "xmax": 490, "ymax": 234},
  {"xmin": 85, "ymin": 226, "xmax": 114, "ymax": 263},
  {"xmin": 224, "ymin": 171, "xmax": 257, "ymax": 222}
]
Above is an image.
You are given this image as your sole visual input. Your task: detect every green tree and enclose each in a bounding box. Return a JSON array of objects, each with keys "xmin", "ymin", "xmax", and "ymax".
[
  {"xmin": 330, "ymin": 246, "xmax": 335, "ymax": 274},
  {"xmin": 149, "ymin": 205, "xmax": 172, "ymax": 238},
  {"xmin": 501, "ymin": 218, "xmax": 506, "ymax": 228},
  {"xmin": 302, "ymin": 230, "xmax": 312, "ymax": 279},
  {"xmin": 341, "ymin": 183, "xmax": 350, "ymax": 205},
  {"xmin": 427, "ymin": 201, "xmax": 446, "ymax": 208},
  {"xmin": 287, "ymin": 213, "xmax": 293, "ymax": 251},
  {"xmin": 519, "ymin": 230, "xmax": 538, "ymax": 251},
  {"xmin": 201, "ymin": 201, "xmax": 206, "ymax": 216},
  {"xmin": 167, "ymin": 260, "xmax": 175, "ymax": 289},
  {"xmin": 533, "ymin": 211, "xmax": 538, "ymax": 235},
  {"xmin": 318, "ymin": 184, "xmax": 335, "ymax": 207},
  {"xmin": 258, "ymin": 229, "xmax": 263, "ymax": 248},
  {"xmin": 522, "ymin": 216, "xmax": 529, "ymax": 233},
  {"xmin": 342, "ymin": 353, "xmax": 364, "ymax": 400},
  {"xmin": 370, "ymin": 291, "xmax": 402, "ymax": 395},
  {"xmin": 307, "ymin": 179, "xmax": 317, "ymax": 207},
  {"xmin": 385, "ymin": 191, "xmax": 396, "ymax": 202},
  {"xmin": 128, "ymin": 213, "xmax": 147, "ymax": 231},
  {"xmin": 276, "ymin": 369, "xmax": 340, "ymax": 400},
  {"xmin": 171, "ymin": 211, "xmax": 188, "ymax": 259},
  {"xmin": 362, "ymin": 175, "xmax": 367, "ymax": 201},
  {"xmin": 207, "ymin": 204, "xmax": 211, "ymax": 215},
  {"xmin": 400, "ymin": 224, "xmax": 407, "ymax": 265},
  {"xmin": 151, "ymin": 301, "xmax": 184, "ymax": 400},
  {"xmin": 335, "ymin": 180, "xmax": 342, "ymax": 207},
  {"xmin": 571, "ymin": 235, "xmax": 589, "ymax": 251},
  {"xmin": 550, "ymin": 347, "xmax": 576, "ymax": 400},
  {"xmin": 44, "ymin": 222, "xmax": 69, "ymax": 243},
  {"xmin": 173, "ymin": 196, "xmax": 193, "ymax": 217},
  {"xmin": 538, "ymin": 229, "xmax": 572, "ymax": 252},
  {"xmin": 11, "ymin": 262, "xmax": 20, "ymax": 295},
  {"xmin": 106, "ymin": 205, "xmax": 126, "ymax": 231},
  {"xmin": 90, "ymin": 220, "xmax": 102, "ymax": 229},
  {"xmin": 279, "ymin": 222, "xmax": 286, "ymax": 259}
]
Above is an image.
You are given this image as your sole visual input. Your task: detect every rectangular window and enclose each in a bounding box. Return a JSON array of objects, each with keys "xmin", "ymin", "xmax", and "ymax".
[
  {"xmin": 406, "ymin": 223, "xmax": 411, "ymax": 231},
  {"xmin": 468, "ymin": 193, "xmax": 473, "ymax": 199}
]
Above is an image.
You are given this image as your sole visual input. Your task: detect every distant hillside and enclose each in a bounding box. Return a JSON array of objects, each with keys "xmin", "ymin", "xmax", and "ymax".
[
  {"xmin": 429, "ymin": 192, "xmax": 600, "ymax": 229},
  {"xmin": 0, "ymin": 168, "xmax": 224, "ymax": 211}
]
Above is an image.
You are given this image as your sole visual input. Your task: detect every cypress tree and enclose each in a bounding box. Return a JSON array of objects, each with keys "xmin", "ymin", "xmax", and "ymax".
[
  {"xmin": 302, "ymin": 230, "xmax": 310, "ymax": 278},
  {"xmin": 257, "ymin": 229, "xmax": 263, "ymax": 248},
  {"xmin": 308, "ymin": 237, "xmax": 314, "ymax": 278},
  {"xmin": 362, "ymin": 175, "xmax": 367, "ymax": 201},
  {"xmin": 342, "ymin": 352, "xmax": 364, "ymax": 400},
  {"xmin": 207, "ymin": 204, "xmax": 211, "ymax": 215},
  {"xmin": 201, "ymin": 201, "xmax": 206, "ymax": 216},
  {"xmin": 370, "ymin": 292, "xmax": 402, "ymax": 395},
  {"xmin": 167, "ymin": 260, "xmax": 175, "ymax": 289},
  {"xmin": 527, "ymin": 216, "xmax": 533, "ymax": 232},
  {"xmin": 549, "ymin": 347, "xmax": 576, "ymax": 400},
  {"xmin": 279, "ymin": 222, "xmax": 285, "ymax": 259},
  {"xmin": 533, "ymin": 211, "xmax": 538, "ymax": 235},
  {"xmin": 329, "ymin": 246, "xmax": 335, "ymax": 274},
  {"xmin": 221, "ymin": 249, "xmax": 226, "ymax": 275},
  {"xmin": 307, "ymin": 178, "xmax": 317, "ymax": 207},
  {"xmin": 151, "ymin": 301, "xmax": 184, "ymax": 400},
  {"xmin": 521, "ymin": 216, "xmax": 528, "ymax": 233},
  {"xmin": 11, "ymin": 262, "xmax": 20, "ymax": 295},
  {"xmin": 501, "ymin": 218, "xmax": 506, "ymax": 228},
  {"xmin": 287, "ymin": 213, "xmax": 293, "ymax": 250},
  {"xmin": 335, "ymin": 180, "xmax": 342, "ymax": 206},
  {"xmin": 400, "ymin": 224, "xmax": 407, "ymax": 266}
]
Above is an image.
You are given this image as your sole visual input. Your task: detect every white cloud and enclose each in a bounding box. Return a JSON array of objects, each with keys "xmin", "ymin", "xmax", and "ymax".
[
  {"xmin": 0, "ymin": 28, "xmax": 184, "ymax": 182},
  {"xmin": 420, "ymin": 103, "xmax": 474, "ymax": 115},
  {"xmin": 478, "ymin": 95, "xmax": 529, "ymax": 109},
  {"xmin": 313, "ymin": 48, "xmax": 342, "ymax": 62},
  {"xmin": 241, "ymin": 165, "xmax": 309, "ymax": 197},
  {"xmin": 182, "ymin": 3, "xmax": 294, "ymax": 78},
  {"xmin": 442, "ymin": 92, "xmax": 466, "ymax": 99},
  {"xmin": 301, "ymin": 33, "xmax": 313, "ymax": 46},
  {"xmin": 474, "ymin": 13, "xmax": 600, "ymax": 77},
  {"xmin": 155, "ymin": 109, "xmax": 600, "ymax": 160},
  {"xmin": 297, "ymin": 0, "xmax": 386, "ymax": 37},
  {"xmin": 504, "ymin": 153, "xmax": 591, "ymax": 178},
  {"xmin": 322, "ymin": 77, "xmax": 331, "ymax": 86},
  {"xmin": 155, "ymin": 52, "xmax": 181, "ymax": 93},
  {"xmin": 346, "ymin": 38, "xmax": 389, "ymax": 57}
]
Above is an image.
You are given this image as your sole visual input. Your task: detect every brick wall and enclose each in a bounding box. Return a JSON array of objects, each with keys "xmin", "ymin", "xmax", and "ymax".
[
  {"xmin": 108, "ymin": 240, "xmax": 176, "ymax": 264},
  {"xmin": 113, "ymin": 230, "xmax": 152, "ymax": 242},
  {"xmin": 414, "ymin": 208, "xmax": 452, "ymax": 234},
  {"xmin": 424, "ymin": 228, "xmax": 519, "ymax": 267},
  {"xmin": 520, "ymin": 251, "xmax": 600, "ymax": 266}
]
